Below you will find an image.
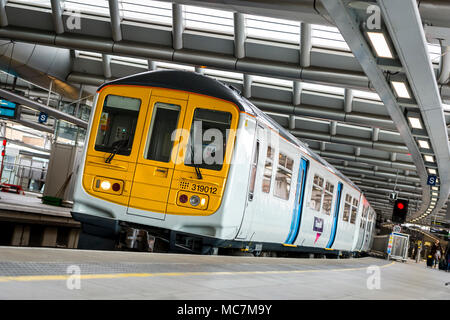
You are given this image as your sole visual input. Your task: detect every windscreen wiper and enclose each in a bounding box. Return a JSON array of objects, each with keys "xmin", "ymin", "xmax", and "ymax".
[
  {"xmin": 105, "ymin": 140, "xmax": 126, "ymax": 163},
  {"xmin": 190, "ymin": 143, "xmax": 203, "ymax": 180}
]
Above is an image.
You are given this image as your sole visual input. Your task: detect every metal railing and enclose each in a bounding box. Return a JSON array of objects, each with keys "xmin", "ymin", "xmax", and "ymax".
[{"xmin": 0, "ymin": 162, "xmax": 47, "ymax": 193}]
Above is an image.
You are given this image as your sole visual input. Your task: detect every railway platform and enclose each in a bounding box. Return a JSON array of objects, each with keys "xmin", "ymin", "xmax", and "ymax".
[{"xmin": 0, "ymin": 247, "xmax": 448, "ymax": 300}]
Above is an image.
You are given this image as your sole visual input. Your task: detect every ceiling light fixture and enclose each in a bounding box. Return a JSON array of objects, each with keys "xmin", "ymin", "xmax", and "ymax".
[
  {"xmin": 418, "ymin": 140, "xmax": 430, "ymax": 149},
  {"xmin": 367, "ymin": 32, "xmax": 394, "ymax": 59},
  {"xmin": 408, "ymin": 116, "xmax": 423, "ymax": 129},
  {"xmin": 391, "ymin": 81, "xmax": 411, "ymax": 99}
]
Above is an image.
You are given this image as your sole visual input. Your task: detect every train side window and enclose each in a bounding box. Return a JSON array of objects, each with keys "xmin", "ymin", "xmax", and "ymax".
[
  {"xmin": 262, "ymin": 145, "xmax": 273, "ymax": 193},
  {"xmin": 350, "ymin": 198, "xmax": 359, "ymax": 224},
  {"xmin": 95, "ymin": 95, "xmax": 141, "ymax": 156},
  {"xmin": 248, "ymin": 141, "xmax": 260, "ymax": 201},
  {"xmin": 145, "ymin": 102, "xmax": 180, "ymax": 162},
  {"xmin": 274, "ymin": 152, "xmax": 293, "ymax": 200},
  {"xmin": 322, "ymin": 181, "xmax": 334, "ymax": 215},
  {"xmin": 310, "ymin": 174, "xmax": 323, "ymax": 211},
  {"xmin": 343, "ymin": 194, "xmax": 352, "ymax": 222},
  {"xmin": 184, "ymin": 108, "xmax": 232, "ymax": 171}
]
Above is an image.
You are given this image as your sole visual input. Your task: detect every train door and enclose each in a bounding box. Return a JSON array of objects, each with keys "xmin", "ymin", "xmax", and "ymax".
[
  {"xmin": 284, "ymin": 158, "xmax": 309, "ymax": 245},
  {"xmin": 326, "ymin": 182, "xmax": 343, "ymax": 249},
  {"xmin": 236, "ymin": 125, "xmax": 263, "ymax": 240},
  {"xmin": 127, "ymin": 94, "xmax": 188, "ymax": 220}
]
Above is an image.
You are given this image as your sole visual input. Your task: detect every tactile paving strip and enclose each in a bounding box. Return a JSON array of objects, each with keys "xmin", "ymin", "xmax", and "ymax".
[{"xmin": 0, "ymin": 260, "xmax": 388, "ymax": 277}]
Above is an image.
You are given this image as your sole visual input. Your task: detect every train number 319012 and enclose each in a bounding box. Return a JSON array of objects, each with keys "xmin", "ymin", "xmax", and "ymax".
[{"xmin": 180, "ymin": 181, "xmax": 218, "ymax": 194}]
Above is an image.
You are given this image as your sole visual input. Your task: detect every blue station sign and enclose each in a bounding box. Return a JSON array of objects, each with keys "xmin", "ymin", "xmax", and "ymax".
[{"xmin": 0, "ymin": 99, "xmax": 17, "ymax": 119}]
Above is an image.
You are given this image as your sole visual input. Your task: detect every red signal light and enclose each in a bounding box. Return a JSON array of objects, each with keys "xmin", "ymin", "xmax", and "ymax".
[
  {"xmin": 397, "ymin": 202, "xmax": 404, "ymax": 210},
  {"xmin": 2, "ymin": 139, "xmax": 6, "ymax": 146},
  {"xmin": 179, "ymin": 194, "xmax": 188, "ymax": 203},
  {"xmin": 1, "ymin": 150, "xmax": 4, "ymax": 157}
]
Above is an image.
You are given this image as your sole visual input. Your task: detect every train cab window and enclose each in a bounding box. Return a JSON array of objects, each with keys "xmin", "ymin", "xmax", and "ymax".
[
  {"xmin": 350, "ymin": 198, "xmax": 359, "ymax": 224},
  {"xmin": 322, "ymin": 181, "xmax": 334, "ymax": 215},
  {"xmin": 262, "ymin": 145, "xmax": 273, "ymax": 193},
  {"xmin": 343, "ymin": 194, "xmax": 352, "ymax": 222},
  {"xmin": 310, "ymin": 174, "xmax": 324, "ymax": 211},
  {"xmin": 95, "ymin": 95, "xmax": 141, "ymax": 156},
  {"xmin": 184, "ymin": 108, "xmax": 232, "ymax": 171},
  {"xmin": 274, "ymin": 152, "xmax": 293, "ymax": 200},
  {"xmin": 145, "ymin": 102, "xmax": 181, "ymax": 162}
]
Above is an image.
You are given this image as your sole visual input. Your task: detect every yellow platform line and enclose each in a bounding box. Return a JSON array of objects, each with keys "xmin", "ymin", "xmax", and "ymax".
[{"xmin": 0, "ymin": 261, "xmax": 395, "ymax": 283}]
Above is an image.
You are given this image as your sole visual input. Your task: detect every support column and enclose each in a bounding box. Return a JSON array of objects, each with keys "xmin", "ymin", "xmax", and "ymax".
[
  {"xmin": 11, "ymin": 225, "xmax": 30, "ymax": 246},
  {"xmin": 74, "ymin": 84, "xmax": 83, "ymax": 118},
  {"xmin": 68, "ymin": 228, "xmax": 80, "ymax": 248},
  {"xmin": 344, "ymin": 88, "xmax": 353, "ymax": 113},
  {"xmin": 172, "ymin": 4, "xmax": 184, "ymax": 50},
  {"xmin": 50, "ymin": 0, "xmax": 64, "ymax": 34},
  {"xmin": 330, "ymin": 121, "xmax": 337, "ymax": 136},
  {"xmin": 289, "ymin": 115, "xmax": 296, "ymax": 130},
  {"xmin": 243, "ymin": 74, "xmax": 253, "ymax": 98},
  {"xmin": 293, "ymin": 81, "xmax": 302, "ymax": 106},
  {"xmin": 0, "ymin": 0, "xmax": 8, "ymax": 27},
  {"xmin": 300, "ymin": 22, "xmax": 311, "ymax": 68},
  {"xmin": 372, "ymin": 127, "xmax": 380, "ymax": 142},
  {"xmin": 234, "ymin": 12, "xmax": 245, "ymax": 59},
  {"xmin": 41, "ymin": 226, "xmax": 58, "ymax": 247},
  {"xmin": 148, "ymin": 59, "xmax": 157, "ymax": 71},
  {"xmin": 109, "ymin": 0, "xmax": 122, "ymax": 42},
  {"xmin": 102, "ymin": 54, "xmax": 112, "ymax": 79}
]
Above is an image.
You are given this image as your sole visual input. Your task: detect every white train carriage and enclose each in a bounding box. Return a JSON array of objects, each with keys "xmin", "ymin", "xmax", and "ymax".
[{"xmin": 72, "ymin": 70, "xmax": 376, "ymax": 256}]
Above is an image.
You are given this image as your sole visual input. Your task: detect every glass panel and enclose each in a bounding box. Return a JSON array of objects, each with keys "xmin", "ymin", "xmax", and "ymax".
[
  {"xmin": 310, "ymin": 175, "xmax": 322, "ymax": 211},
  {"xmin": 63, "ymin": 0, "xmax": 110, "ymax": 16},
  {"xmin": 120, "ymin": 0, "xmax": 172, "ymax": 25},
  {"xmin": 343, "ymin": 203, "xmax": 351, "ymax": 221},
  {"xmin": 246, "ymin": 14, "xmax": 300, "ymax": 43},
  {"xmin": 279, "ymin": 153, "xmax": 287, "ymax": 167},
  {"xmin": 322, "ymin": 191, "xmax": 333, "ymax": 215},
  {"xmin": 184, "ymin": 5, "xmax": 234, "ymax": 34},
  {"xmin": 248, "ymin": 141, "xmax": 259, "ymax": 200},
  {"xmin": 286, "ymin": 157, "xmax": 293, "ymax": 171},
  {"xmin": 185, "ymin": 108, "xmax": 232, "ymax": 171},
  {"xmin": 346, "ymin": 194, "xmax": 352, "ymax": 203},
  {"xmin": 274, "ymin": 168, "xmax": 291, "ymax": 200},
  {"xmin": 145, "ymin": 102, "xmax": 180, "ymax": 162},
  {"xmin": 262, "ymin": 145, "xmax": 273, "ymax": 194},
  {"xmin": 350, "ymin": 207, "xmax": 357, "ymax": 224},
  {"xmin": 313, "ymin": 174, "xmax": 324, "ymax": 188},
  {"xmin": 325, "ymin": 181, "xmax": 334, "ymax": 193},
  {"xmin": 94, "ymin": 95, "xmax": 141, "ymax": 156}
]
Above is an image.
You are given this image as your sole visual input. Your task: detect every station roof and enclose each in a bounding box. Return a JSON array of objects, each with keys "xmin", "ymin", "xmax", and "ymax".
[{"xmin": 0, "ymin": 0, "xmax": 449, "ymax": 227}]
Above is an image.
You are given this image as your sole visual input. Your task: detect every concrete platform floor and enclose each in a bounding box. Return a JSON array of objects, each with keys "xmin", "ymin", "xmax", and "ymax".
[{"xmin": 0, "ymin": 247, "xmax": 448, "ymax": 299}]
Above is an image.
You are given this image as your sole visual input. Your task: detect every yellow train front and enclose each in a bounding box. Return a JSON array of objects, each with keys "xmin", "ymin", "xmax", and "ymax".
[{"xmin": 72, "ymin": 70, "xmax": 245, "ymax": 253}]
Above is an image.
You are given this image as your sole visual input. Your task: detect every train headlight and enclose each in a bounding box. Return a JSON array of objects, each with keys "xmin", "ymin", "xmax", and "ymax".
[
  {"xmin": 100, "ymin": 180, "xmax": 111, "ymax": 190},
  {"xmin": 190, "ymin": 195, "xmax": 200, "ymax": 206}
]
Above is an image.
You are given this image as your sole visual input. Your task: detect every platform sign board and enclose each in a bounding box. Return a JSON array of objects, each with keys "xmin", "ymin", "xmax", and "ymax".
[
  {"xmin": 0, "ymin": 99, "xmax": 17, "ymax": 119},
  {"xmin": 427, "ymin": 175, "xmax": 437, "ymax": 186},
  {"xmin": 38, "ymin": 112, "xmax": 48, "ymax": 124}
]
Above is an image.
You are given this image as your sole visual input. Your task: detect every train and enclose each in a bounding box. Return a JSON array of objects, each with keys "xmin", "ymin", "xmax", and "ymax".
[{"xmin": 71, "ymin": 70, "xmax": 376, "ymax": 257}]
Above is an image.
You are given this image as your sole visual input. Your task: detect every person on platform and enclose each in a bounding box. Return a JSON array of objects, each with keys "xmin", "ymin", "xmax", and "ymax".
[{"xmin": 432, "ymin": 242, "xmax": 442, "ymax": 269}]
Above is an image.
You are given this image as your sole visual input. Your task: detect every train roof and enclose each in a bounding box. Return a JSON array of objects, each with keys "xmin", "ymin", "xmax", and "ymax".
[
  {"xmin": 98, "ymin": 70, "xmax": 361, "ymax": 193},
  {"xmin": 97, "ymin": 69, "xmax": 254, "ymax": 112}
]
